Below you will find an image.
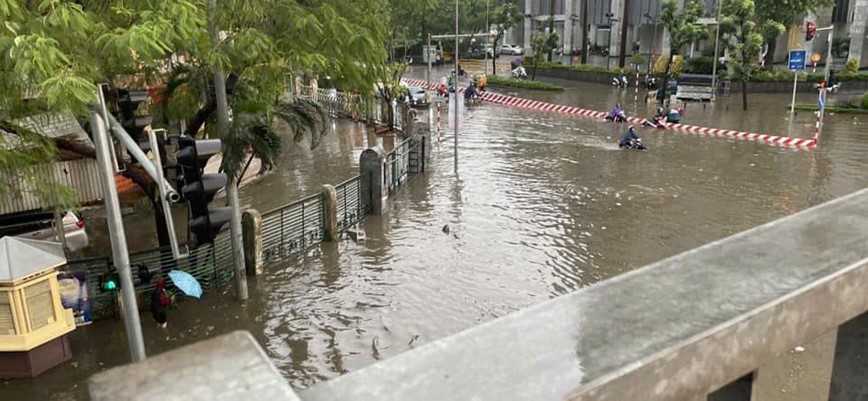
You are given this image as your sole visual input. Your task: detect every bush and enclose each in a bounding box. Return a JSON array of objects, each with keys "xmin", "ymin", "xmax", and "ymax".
[
  {"xmin": 862, "ymin": 91, "xmax": 868, "ymax": 110},
  {"xmin": 684, "ymin": 57, "xmax": 723, "ymax": 74},
  {"xmin": 843, "ymin": 59, "xmax": 859, "ymax": 75},
  {"xmin": 486, "ymin": 75, "xmax": 565, "ymax": 91},
  {"xmin": 654, "ymin": 54, "xmax": 685, "ymax": 77}
]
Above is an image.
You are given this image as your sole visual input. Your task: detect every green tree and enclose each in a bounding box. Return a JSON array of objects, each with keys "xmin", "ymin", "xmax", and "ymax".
[
  {"xmin": 530, "ymin": 24, "xmax": 559, "ymax": 80},
  {"xmin": 489, "ymin": 0, "xmax": 521, "ymax": 74},
  {"xmin": 2, "ymin": 1, "xmax": 388, "ymax": 292},
  {"xmin": 721, "ymin": 0, "xmax": 764, "ymax": 110},
  {"xmin": 659, "ymin": 0, "xmax": 707, "ymax": 99},
  {"xmin": 754, "ymin": 0, "xmax": 833, "ymax": 68}
]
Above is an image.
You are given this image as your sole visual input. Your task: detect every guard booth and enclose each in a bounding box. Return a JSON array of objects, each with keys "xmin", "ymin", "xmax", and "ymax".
[
  {"xmin": 0, "ymin": 236, "xmax": 75, "ymax": 378},
  {"xmin": 675, "ymin": 74, "xmax": 715, "ymax": 101}
]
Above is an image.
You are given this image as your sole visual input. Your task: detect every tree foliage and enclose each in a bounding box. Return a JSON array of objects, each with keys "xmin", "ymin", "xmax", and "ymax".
[
  {"xmin": 0, "ymin": 0, "xmax": 389, "ymax": 208},
  {"xmin": 721, "ymin": 0, "xmax": 764, "ymax": 110},
  {"xmin": 754, "ymin": 0, "xmax": 833, "ymax": 67},
  {"xmin": 658, "ymin": 0, "xmax": 707, "ymax": 97}
]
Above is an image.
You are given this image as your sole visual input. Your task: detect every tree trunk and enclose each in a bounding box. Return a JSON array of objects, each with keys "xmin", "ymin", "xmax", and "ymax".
[
  {"xmin": 618, "ymin": 0, "xmax": 630, "ymax": 68},
  {"xmin": 660, "ymin": 51, "xmax": 676, "ymax": 102},
  {"xmin": 763, "ymin": 38, "xmax": 777, "ymax": 69},
  {"xmin": 741, "ymin": 79, "xmax": 748, "ymax": 110},
  {"xmin": 210, "ymin": 0, "xmax": 248, "ymax": 301}
]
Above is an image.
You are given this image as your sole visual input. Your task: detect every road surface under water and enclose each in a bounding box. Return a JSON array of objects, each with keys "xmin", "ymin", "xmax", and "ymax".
[{"xmin": 5, "ymin": 71, "xmax": 868, "ymax": 400}]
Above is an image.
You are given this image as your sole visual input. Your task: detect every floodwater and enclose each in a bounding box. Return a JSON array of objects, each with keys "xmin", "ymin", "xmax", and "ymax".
[{"xmin": 5, "ymin": 67, "xmax": 868, "ymax": 400}]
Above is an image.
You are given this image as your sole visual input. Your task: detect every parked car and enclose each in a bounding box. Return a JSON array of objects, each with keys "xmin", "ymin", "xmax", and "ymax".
[
  {"xmin": 499, "ymin": 44, "xmax": 523, "ymax": 55},
  {"xmin": 0, "ymin": 211, "xmax": 89, "ymax": 252},
  {"xmin": 405, "ymin": 86, "xmax": 429, "ymax": 108}
]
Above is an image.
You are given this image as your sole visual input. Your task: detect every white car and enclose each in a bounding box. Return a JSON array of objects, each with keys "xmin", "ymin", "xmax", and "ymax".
[
  {"xmin": 6, "ymin": 211, "xmax": 90, "ymax": 252},
  {"xmin": 499, "ymin": 44, "xmax": 524, "ymax": 55}
]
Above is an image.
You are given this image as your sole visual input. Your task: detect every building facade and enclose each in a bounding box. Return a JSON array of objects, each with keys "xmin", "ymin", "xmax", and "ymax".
[{"xmin": 507, "ymin": 0, "xmax": 868, "ymax": 69}]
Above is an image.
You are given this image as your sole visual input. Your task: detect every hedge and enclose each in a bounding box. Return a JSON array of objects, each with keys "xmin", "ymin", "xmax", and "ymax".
[
  {"xmin": 528, "ymin": 61, "xmax": 868, "ymax": 83},
  {"xmin": 486, "ymin": 75, "xmax": 565, "ymax": 91}
]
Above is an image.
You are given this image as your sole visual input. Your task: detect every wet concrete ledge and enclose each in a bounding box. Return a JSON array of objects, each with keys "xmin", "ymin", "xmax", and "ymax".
[
  {"xmin": 301, "ymin": 188, "xmax": 868, "ymax": 401},
  {"xmin": 89, "ymin": 331, "xmax": 301, "ymax": 401}
]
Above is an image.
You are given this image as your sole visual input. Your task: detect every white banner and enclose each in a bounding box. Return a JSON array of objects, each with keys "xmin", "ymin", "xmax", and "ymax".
[{"xmin": 447, "ymin": 93, "xmax": 463, "ymax": 131}]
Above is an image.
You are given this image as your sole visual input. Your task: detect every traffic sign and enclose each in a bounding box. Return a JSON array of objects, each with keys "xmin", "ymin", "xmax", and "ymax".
[
  {"xmin": 788, "ymin": 50, "xmax": 807, "ymax": 71},
  {"xmin": 810, "ymin": 53, "xmax": 822, "ymax": 63}
]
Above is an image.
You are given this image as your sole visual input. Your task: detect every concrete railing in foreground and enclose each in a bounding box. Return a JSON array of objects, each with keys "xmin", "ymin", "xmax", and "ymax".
[{"xmin": 89, "ymin": 188, "xmax": 868, "ymax": 400}]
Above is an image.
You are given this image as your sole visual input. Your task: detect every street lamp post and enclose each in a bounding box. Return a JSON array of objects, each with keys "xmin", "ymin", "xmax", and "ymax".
[
  {"xmin": 454, "ymin": 0, "xmax": 459, "ymax": 175},
  {"xmin": 570, "ymin": 14, "xmax": 578, "ymax": 65},
  {"xmin": 711, "ymin": 0, "xmax": 724, "ymax": 100},
  {"xmin": 605, "ymin": 13, "xmax": 618, "ymax": 70},
  {"xmin": 484, "ymin": 0, "xmax": 490, "ymax": 75},
  {"xmin": 645, "ymin": 13, "xmax": 658, "ymax": 74}
]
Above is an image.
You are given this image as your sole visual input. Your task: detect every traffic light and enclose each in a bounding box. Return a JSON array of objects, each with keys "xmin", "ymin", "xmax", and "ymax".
[
  {"xmin": 116, "ymin": 89, "xmax": 154, "ymax": 140},
  {"xmin": 176, "ymin": 136, "xmax": 232, "ymax": 246},
  {"xmin": 99, "ymin": 272, "xmax": 120, "ymax": 293},
  {"xmin": 805, "ymin": 22, "xmax": 816, "ymax": 41}
]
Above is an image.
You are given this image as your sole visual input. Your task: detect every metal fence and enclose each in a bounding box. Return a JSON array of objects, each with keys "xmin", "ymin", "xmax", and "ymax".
[
  {"xmin": 0, "ymin": 158, "xmax": 105, "ymax": 215},
  {"xmin": 64, "ymin": 231, "xmax": 235, "ymax": 319},
  {"xmin": 335, "ymin": 175, "xmax": 367, "ymax": 232},
  {"xmin": 386, "ymin": 137, "xmax": 415, "ymax": 195},
  {"xmin": 293, "ymin": 83, "xmax": 408, "ymax": 129},
  {"xmin": 260, "ymin": 193, "xmax": 325, "ymax": 263}
]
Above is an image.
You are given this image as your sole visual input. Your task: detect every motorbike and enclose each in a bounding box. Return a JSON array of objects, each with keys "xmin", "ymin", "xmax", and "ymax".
[
  {"xmin": 620, "ymin": 138, "xmax": 647, "ymax": 150},
  {"xmin": 511, "ymin": 66, "xmax": 528, "ymax": 79},
  {"xmin": 643, "ymin": 75, "xmax": 657, "ymax": 90},
  {"xmin": 612, "ymin": 75, "xmax": 629, "ymax": 88}
]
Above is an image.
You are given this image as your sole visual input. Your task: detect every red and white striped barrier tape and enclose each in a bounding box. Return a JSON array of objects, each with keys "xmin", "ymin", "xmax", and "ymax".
[{"xmin": 402, "ymin": 78, "xmax": 817, "ymax": 150}]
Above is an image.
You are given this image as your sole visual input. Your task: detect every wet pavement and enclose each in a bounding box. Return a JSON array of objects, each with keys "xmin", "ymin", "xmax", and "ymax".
[{"xmin": 4, "ymin": 67, "xmax": 868, "ymax": 400}]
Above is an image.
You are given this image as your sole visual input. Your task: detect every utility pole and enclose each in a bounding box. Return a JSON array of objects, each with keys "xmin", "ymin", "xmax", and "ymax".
[
  {"xmin": 91, "ymin": 109, "xmax": 146, "ymax": 362},
  {"xmin": 454, "ymin": 0, "xmax": 459, "ymax": 175},
  {"xmin": 549, "ymin": 0, "xmax": 556, "ymax": 62},
  {"xmin": 711, "ymin": 0, "xmax": 724, "ymax": 100},
  {"xmin": 210, "ymin": 0, "xmax": 248, "ymax": 301},
  {"xmin": 581, "ymin": 0, "xmax": 589, "ymax": 64},
  {"xmin": 618, "ymin": 0, "xmax": 630, "ymax": 68},
  {"xmin": 484, "ymin": 0, "xmax": 490, "ymax": 75}
]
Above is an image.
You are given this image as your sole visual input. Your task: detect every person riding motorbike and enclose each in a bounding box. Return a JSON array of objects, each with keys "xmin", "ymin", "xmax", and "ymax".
[
  {"xmin": 464, "ymin": 82, "xmax": 479, "ymax": 102},
  {"xmin": 619, "ymin": 126, "xmax": 646, "ymax": 150},
  {"xmin": 605, "ymin": 103, "xmax": 627, "ymax": 123},
  {"xmin": 476, "ymin": 74, "xmax": 488, "ymax": 92},
  {"xmin": 666, "ymin": 107, "xmax": 683, "ymax": 123},
  {"xmin": 641, "ymin": 107, "xmax": 667, "ymax": 128}
]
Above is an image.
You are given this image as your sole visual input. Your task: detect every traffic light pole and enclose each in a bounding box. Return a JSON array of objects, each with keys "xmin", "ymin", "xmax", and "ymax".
[{"xmin": 91, "ymin": 111, "xmax": 147, "ymax": 362}]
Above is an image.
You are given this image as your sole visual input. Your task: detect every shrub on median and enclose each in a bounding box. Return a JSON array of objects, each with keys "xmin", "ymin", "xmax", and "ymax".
[
  {"xmin": 862, "ymin": 91, "xmax": 868, "ymax": 110},
  {"xmin": 486, "ymin": 75, "xmax": 565, "ymax": 91}
]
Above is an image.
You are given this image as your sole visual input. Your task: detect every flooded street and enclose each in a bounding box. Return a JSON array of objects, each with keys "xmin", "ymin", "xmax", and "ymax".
[{"xmin": 5, "ymin": 69, "xmax": 868, "ymax": 400}]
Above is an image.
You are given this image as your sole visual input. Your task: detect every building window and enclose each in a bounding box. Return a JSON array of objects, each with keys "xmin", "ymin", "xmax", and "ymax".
[
  {"xmin": 831, "ymin": 0, "xmax": 849, "ymax": 23},
  {"xmin": 0, "ymin": 292, "xmax": 15, "ymax": 335}
]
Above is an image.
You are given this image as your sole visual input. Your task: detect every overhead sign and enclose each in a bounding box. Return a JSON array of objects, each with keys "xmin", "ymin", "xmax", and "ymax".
[{"xmin": 788, "ymin": 50, "xmax": 807, "ymax": 71}]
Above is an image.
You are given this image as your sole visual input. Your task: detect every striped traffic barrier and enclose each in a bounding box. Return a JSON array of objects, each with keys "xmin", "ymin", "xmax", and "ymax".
[{"xmin": 402, "ymin": 78, "xmax": 817, "ymax": 149}]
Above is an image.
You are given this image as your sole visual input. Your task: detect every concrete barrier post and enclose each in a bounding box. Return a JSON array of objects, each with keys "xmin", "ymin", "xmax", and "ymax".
[
  {"xmin": 321, "ymin": 184, "xmax": 339, "ymax": 241},
  {"xmin": 410, "ymin": 120, "xmax": 432, "ymax": 173},
  {"xmin": 241, "ymin": 209, "xmax": 263, "ymax": 276},
  {"xmin": 750, "ymin": 329, "xmax": 838, "ymax": 401},
  {"xmin": 359, "ymin": 146, "xmax": 388, "ymax": 216}
]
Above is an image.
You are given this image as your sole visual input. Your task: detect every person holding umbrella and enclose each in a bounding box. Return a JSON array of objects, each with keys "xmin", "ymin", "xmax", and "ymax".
[{"xmin": 151, "ymin": 278, "xmax": 171, "ymax": 329}]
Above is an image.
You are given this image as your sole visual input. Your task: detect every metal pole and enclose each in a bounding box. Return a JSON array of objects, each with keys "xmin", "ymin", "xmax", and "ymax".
[
  {"xmin": 91, "ymin": 111, "xmax": 146, "ymax": 362},
  {"xmin": 711, "ymin": 0, "xmax": 723, "ymax": 100},
  {"xmin": 427, "ymin": 33, "xmax": 432, "ymax": 91},
  {"xmin": 650, "ymin": 18, "xmax": 658, "ymax": 74},
  {"xmin": 210, "ymin": 0, "xmax": 248, "ymax": 301},
  {"xmin": 484, "ymin": 0, "xmax": 490, "ymax": 75},
  {"xmin": 790, "ymin": 70, "xmax": 798, "ymax": 114},
  {"xmin": 454, "ymin": 0, "xmax": 459, "ymax": 175},
  {"xmin": 824, "ymin": 29, "xmax": 833, "ymax": 84}
]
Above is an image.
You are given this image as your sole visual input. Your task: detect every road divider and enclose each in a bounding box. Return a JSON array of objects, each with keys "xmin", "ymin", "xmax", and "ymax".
[{"xmin": 402, "ymin": 78, "xmax": 817, "ymax": 149}]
